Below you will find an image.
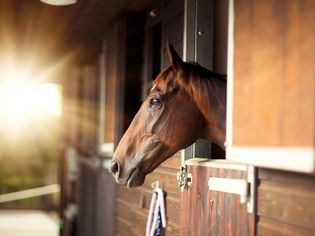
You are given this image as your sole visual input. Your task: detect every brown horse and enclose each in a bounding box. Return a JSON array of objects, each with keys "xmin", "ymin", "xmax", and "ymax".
[{"xmin": 110, "ymin": 43, "xmax": 226, "ymax": 187}]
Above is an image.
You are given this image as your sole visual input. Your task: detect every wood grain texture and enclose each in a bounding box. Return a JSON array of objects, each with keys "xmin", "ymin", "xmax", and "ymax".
[
  {"xmin": 257, "ymin": 168, "xmax": 315, "ymax": 233},
  {"xmin": 233, "ymin": 0, "xmax": 315, "ymax": 147},
  {"xmin": 181, "ymin": 166, "xmax": 251, "ymax": 236},
  {"xmin": 257, "ymin": 217, "xmax": 314, "ymax": 236},
  {"xmin": 115, "ymin": 163, "xmax": 181, "ymax": 236},
  {"xmin": 160, "ymin": 152, "xmax": 181, "ymax": 169}
]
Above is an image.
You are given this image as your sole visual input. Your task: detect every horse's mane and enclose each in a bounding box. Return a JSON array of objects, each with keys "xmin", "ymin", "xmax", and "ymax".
[
  {"xmin": 153, "ymin": 62, "xmax": 226, "ymax": 101},
  {"xmin": 187, "ymin": 62, "xmax": 227, "ymax": 82}
]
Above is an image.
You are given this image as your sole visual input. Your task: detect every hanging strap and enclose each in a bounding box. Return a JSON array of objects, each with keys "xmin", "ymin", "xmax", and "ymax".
[
  {"xmin": 146, "ymin": 192, "xmax": 157, "ymax": 236},
  {"xmin": 155, "ymin": 188, "xmax": 166, "ymax": 227},
  {"xmin": 146, "ymin": 187, "xmax": 167, "ymax": 236}
]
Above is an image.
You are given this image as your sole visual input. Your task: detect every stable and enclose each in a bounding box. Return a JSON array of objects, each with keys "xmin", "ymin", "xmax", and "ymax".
[{"xmin": 59, "ymin": 0, "xmax": 315, "ymax": 235}]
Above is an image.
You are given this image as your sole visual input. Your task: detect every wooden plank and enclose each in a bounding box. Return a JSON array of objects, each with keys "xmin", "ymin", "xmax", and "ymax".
[
  {"xmin": 257, "ymin": 169, "xmax": 315, "ymax": 231},
  {"xmin": 117, "ymin": 186, "xmax": 181, "ymax": 227},
  {"xmin": 259, "ymin": 168, "xmax": 315, "ymax": 187},
  {"xmin": 180, "ymin": 184, "xmax": 188, "ymax": 236},
  {"xmin": 115, "ymin": 164, "xmax": 181, "ymax": 236},
  {"xmin": 257, "ymin": 216, "xmax": 314, "ymax": 236},
  {"xmin": 208, "ymin": 167, "xmax": 219, "ymax": 236},
  {"xmin": 164, "ymin": 194, "xmax": 181, "ymax": 228},
  {"xmin": 142, "ymin": 167, "xmax": 181, "ymax": 196},
  {"xmin": 117, "ymin": 185, "xmax": 142, "ymax": 206},
  {"xmin": 116, "ymin": 199, "xmax": 180, "ymax": 235},
  {"xmin": 159, "ymin": 152, "xmax": 181, "ymax": 169},
  {"xmin": 187, "ymin": 166, "xmax": 197, "ymax": 235},
  {"xmin": 181, "ymin": 166, "xmax": 250, "ymax": 236},
  {"xmin": 183, "ymin": 166, "xmax": 208, "ymax": 235},
  {"xmin": 116, "ymin": 200, "xmax": 147, "ymax": 235},
  {"xmin": 233, "ymin": 0, "xmax": 315, "ymax": 147},
  {"xmin": 116, "ymin": 217, "xmax": 138, "ymax": 236}
]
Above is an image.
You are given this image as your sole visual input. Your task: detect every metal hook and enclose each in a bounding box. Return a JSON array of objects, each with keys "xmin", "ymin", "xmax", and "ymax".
[{"xmin": 151, "ymin": 181, "xmax": 160, "ymax": 189}]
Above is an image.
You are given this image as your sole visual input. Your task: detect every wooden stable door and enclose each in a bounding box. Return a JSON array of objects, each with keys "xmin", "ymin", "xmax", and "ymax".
[
  {"xmin": 181, "ymin": 164, "xmax": 255, "ymax": 236},
  {"xmin": 227, "ymin": 0, "xmax": 315, "ymax": 173}
]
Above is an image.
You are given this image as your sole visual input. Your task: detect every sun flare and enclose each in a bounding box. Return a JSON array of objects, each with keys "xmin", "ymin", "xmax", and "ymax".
[{"xmin": 0, "ymin": 81, "xmax": 62, "ymax": 124}]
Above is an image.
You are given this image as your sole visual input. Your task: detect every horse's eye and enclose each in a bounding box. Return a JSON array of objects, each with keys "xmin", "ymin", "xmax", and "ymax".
[{"xmin": 149, "ymin": 96, "xmax": 162, "ymax": 108}]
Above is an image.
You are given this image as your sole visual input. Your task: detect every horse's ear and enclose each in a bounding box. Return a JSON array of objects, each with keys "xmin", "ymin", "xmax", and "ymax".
[{"xmin": 167, "ymin": 41, "xmax": 185, "ymax": 73}]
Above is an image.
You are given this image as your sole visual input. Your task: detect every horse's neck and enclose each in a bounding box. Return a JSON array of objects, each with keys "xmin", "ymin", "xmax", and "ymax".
[{"xmin": 189, "ymin": 75, "xmax": 226, "ymax": 149}]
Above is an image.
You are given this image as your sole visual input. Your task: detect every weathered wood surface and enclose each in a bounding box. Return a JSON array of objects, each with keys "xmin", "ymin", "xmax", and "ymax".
[
  {"xmin": 257, "ymin": 168, "xmax": 315, "ymax": 235},
  {"xmin": 257, "ymin": 217, "xmax": 314, "ymax": 236},
  {"xmin": 233, "ymin": 0, "xmax": 315, "ymax": 147},
  {"xmin": 181, "ymin": 165, "xmax": 251, "ymax": 236},
  {"xmin": 115, "ymin": 160, "xmax": 181, "ymax": 236}
]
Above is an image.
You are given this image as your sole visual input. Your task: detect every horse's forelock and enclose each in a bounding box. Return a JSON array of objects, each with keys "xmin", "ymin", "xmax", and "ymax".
[
  {"xmin": 152, "ymin": 67, "xmax": 172, "ymax": 91},
  {"xmin": 153, "ymin": 66, "xmax": 188, "ymax": 93}
]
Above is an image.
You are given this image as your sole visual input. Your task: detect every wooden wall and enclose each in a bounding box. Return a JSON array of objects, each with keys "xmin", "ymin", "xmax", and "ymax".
[
  {"xmin": 115, "ymin": 154, "xmax": 181, "ymax": 235},
  {"xmin": 257, "ymin": 169, "xmax": 315, "ymax": 236}
]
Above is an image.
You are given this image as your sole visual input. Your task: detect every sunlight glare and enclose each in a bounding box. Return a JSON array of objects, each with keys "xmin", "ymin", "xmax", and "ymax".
[
  {"xmin": 37, "ymin": 83, "xmax": 62, "ymax": 116},
  {"xmin": 0, "ymin": 81, "xmax": 35, "ymax": 121},
  {"xmin": 0, "ymin": 81, "xmax": 62, "ymax": 125}
]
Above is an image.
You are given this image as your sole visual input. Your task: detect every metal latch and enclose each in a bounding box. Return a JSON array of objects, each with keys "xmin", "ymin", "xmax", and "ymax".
[
  {"xmin": 208, "ymin": 166, "xmax": 255, "ymax": 213},
  {"xmin": 177, "ymin": 166, "xmax": 193, "ymax": 191}
]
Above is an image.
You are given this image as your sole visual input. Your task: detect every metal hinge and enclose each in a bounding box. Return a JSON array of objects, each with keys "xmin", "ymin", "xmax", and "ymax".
[
  {"xmin": 177, "ymin": 166, "xmax": 193, "ymax": 191},
  {"xmin": 208, "ymin": 166, "xmax": 255, "ymax": 213}
]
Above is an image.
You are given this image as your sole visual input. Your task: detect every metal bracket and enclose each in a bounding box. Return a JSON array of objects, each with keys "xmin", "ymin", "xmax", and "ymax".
[
  {"xmin": 208, "ymin": 166, "xmax": 255, "ymax": 213},
  {"xmin": 177, "ymin": 166, "xmax": 193, "ymax": 191},
  {"xmin": 247, "ymin": 165, "xmax": 255, "ymax": 213}
]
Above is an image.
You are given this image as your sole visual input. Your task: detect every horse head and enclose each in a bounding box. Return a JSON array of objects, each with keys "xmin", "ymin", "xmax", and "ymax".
[{"xmin": 110, "ymin": 43, "xmax": 226, "ymax": 187}]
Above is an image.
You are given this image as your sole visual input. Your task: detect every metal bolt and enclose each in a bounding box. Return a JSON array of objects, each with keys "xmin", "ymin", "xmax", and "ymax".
[
  {"xmin": 198, "ymin": 30, "xmax": 203, "ymax": 36},
  {"xmin": 149, "ymin": 9, "xmax": 157, "ymax": 17}
]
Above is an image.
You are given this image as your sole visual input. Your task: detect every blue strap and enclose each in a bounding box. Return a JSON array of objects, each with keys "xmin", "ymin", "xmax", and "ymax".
[{"xmin": 155, "ymin": 210, "xmax": 162, "ymax": 236}]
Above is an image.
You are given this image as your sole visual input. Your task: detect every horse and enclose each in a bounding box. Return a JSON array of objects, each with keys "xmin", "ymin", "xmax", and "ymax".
[{"xmin": 110, "ymin": 43, "xmax": 226, "ymax": 187}]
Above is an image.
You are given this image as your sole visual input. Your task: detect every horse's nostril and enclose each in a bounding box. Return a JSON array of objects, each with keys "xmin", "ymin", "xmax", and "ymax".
[{"xmin": 110, "ymin": 160, "xmax": 120, "ymax": 175}]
